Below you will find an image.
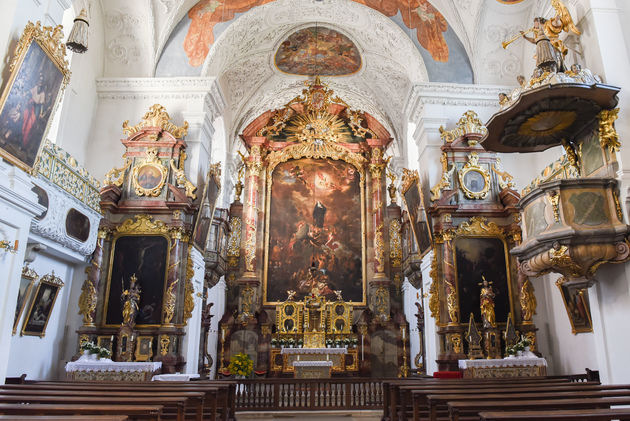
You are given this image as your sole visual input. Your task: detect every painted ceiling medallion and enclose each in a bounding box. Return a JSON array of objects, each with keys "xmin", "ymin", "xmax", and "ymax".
[{"xmin": 274, "ymin": 27, "xmax": 361, "ymax": 76}]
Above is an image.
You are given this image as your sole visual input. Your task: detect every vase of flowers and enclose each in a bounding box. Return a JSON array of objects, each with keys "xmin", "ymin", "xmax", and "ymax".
[
  {"xmin": 297, "ymin": 339, "xmax": 304, "ymax": 348},
  {"xmin": 228, "ymin": 352, "xmax": 254, "ymax": 379},
  {"xmin": 326, "ymin": 339, "xmax": 332, "ymax": 348},
  {"xmin": 271, "ymin": 338, "xmax": 278, "ymax": 349}
]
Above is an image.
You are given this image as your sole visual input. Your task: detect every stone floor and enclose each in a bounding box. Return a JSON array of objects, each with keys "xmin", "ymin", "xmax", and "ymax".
[{"xmin": 236, "ymin": 410, "xmax": 382, "ymax": 421}]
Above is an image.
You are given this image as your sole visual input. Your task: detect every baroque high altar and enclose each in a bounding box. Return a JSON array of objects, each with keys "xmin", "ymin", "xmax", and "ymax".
[{"xmin": 218, "ymin": 78, "xmax": 410, "ymax": 377}]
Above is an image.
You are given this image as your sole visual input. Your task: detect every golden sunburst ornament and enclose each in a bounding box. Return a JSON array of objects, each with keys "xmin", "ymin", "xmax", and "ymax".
[{"xmin": 285, "ymin": 111, "xmax": 352, "ymax": 145}]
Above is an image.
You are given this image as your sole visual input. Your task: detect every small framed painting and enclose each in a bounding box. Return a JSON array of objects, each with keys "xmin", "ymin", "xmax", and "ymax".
[
  {"xmin": 401, "ymin": 169, "xmax": 433, "ymax": 257},
  {"xmin": 21, "ymin": 271, "xmax": 64, "ymax": 337},
  {"xmin": 557, "ymin": 278, "xmax": 593, "ymax": 334},
  {"xmin": 192, "ymin": 162, "xmax": 221, "ymax": 251},
  {"xmin": 135, "ymin": 336, "xmax": 154, "ymax": 362},
  {"xmin": 0, "ymin": 22, "xmax": 69, "ymax": 172},
  {"xmin": 13, "ymin": 266, "xmax": 38, "ymax": 335}
]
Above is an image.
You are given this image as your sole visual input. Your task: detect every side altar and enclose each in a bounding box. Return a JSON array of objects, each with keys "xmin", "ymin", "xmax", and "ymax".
[{"xmin": 270, "ymin": 288, "xmax": 357, "ymax": 377}]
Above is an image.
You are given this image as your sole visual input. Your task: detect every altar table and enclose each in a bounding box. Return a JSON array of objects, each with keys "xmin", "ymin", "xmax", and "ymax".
[
  {"xmin": 66, "ymin": 360, "xmax": 162, "ymax": 381},
  {"xmin": 292, "ymin": 360, "xmax": 333, "ymax": 379},
  {"xmin": 278, "ymin": 347, "xmax": 349, "ymax": 375},
  {"xmin": 458, "ymin": 357, "xmax": 547, "ymax": 379}
]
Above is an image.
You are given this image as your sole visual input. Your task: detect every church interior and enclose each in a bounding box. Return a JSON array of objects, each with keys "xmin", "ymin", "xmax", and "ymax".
[{"xmin": 2, "ymin": 0, "xmax": 630, "ymax": 419}]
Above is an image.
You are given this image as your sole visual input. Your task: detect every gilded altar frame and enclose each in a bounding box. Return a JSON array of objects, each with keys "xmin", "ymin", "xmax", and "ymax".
[
  {"xmin": 102, "ymin": 215, "xmax": 172, "ymax": 327},
  {"xmin": 450, "ymin": 218, "xmax": 516, "ymax": 328},
  {"xmin": 262, "ymin": 143, "xmax": 368, "ymax": 306}
]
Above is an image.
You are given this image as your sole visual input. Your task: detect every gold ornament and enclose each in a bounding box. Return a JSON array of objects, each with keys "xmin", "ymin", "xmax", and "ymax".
[
  {"xmin": 458, "ymin": 153, "xmax": 491, "ymax": 200},
  {"xmin": 169, "ymin": 151, "xmax": 197, "ymax": 199},
  {"xmin": 520, "ymin": 278, "xmax": 537, "ymax": 323},
  {"xmin": 163, "ymin": 279, "xmax": 178, "ymax": 325},
  {"xmin": 131, "ymin": 148, "xmax": 168, "ymax": 197},
  {"xmin": 438, "ymin": 110, "xmax": 487, "ymax": 143},
  {"xmin": 78, "ymin": 279, "xmax": 97, "ymax": 326},
  {"xmin": 160, "ymin": 334, "xmax": 170, "ymax": 356},
  {"xmin": 122, "ymin": 104, "xmax": 188, "ymax": 138},
  {"xmin": 389, "ymin": 219, "xmax": 402, "ymax": 267},
  {"xmin": 492, "ymin": 158, "xmax": 516, "ymax": 190},
  {"xmin": 599, "ymin": 108, "xmax": 620, "ymax": 153},
  {"xmin": 183, "ymin": 251, "xmax": 195, "ymax": 323},
  {"xmin": 430, "ymin": 153, "xmax": 455, "ymax": 202}
]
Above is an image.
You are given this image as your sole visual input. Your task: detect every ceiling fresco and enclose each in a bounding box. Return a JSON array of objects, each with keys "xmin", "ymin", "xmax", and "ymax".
[
  {"xmin": 274, "ymin": 27, "xmax": 362, "ymax": 76},
  {"xmin": 155, "ymin": 0, "xmax": 472, "ymax": 82}
]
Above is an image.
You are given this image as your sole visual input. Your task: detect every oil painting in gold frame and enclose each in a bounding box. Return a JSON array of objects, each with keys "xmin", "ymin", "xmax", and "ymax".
[
  {"xmin": 263, "ymin": 157, "xmax": 366, "ymax": 306},
  {"xmin": 556, "ymin": 278, "xmax": 593, "ymax": 334},
  {"xmin": 135, "ymin": 335, "xmax": 154, "ymax": 361},
  {"xmin": 21, "ymin": 272, "xmax": 64, "ymax": 337},
  {"xmin": 192, "ymin": 163, "xmax": 221, "ymax": 251},
  {"xmin": 401, "ymin": 169, "xmax": 433, "ymax": 257},
  {"xmin": 13, "ymin": 266, "xmax": 38, "ymax": 335},
  {"xmin": 0, "ymin": 22, "xmax": 69, "ymax": 172}
]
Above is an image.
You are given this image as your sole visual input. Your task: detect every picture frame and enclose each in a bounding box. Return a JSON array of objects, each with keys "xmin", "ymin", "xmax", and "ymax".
[
  {"xmin": 134, "ymin": 335, "xmax": 154, "ymax": 362},
  {"xmin": 556, "ymin": 278, "xmax": 593, "ymax": 334},
  {"xmin": 0, "ymin": 21, "xmax": 70, "ymax": 172},
  {"xmin": 192, "ymin": 162, "xmax": 221, "ymax": 251},
  {"xmin": 21, "ymin": 271, "xmax": 64, "ymax": 337},
  {"xmin": 401, "ymin": 169, "xmax": 433, "ymax": 257},
  {"xmin": 13, "ymin": 265, "xmax": 38, "ymax": 335},
  {"xmin": 97, "ymin": 335, "xmax": 114, "ymax": 354}
]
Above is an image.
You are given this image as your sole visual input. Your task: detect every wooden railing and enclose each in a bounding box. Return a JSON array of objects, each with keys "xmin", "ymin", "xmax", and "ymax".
[{"xmin": 234, "ymin": 378, "xmax": 384, "ymax": 411}]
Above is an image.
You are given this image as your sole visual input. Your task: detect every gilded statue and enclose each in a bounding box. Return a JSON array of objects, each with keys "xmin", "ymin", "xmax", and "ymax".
[
  {"xmin": 479, "ymin": 276, "xmax": 497, "ymax": 329},
  {"xmin": 121, "ymin": 274, "xmax": 141, "ymax": 327},
  {"xmin": 78, "ymin": 279, "xmax": 97, "ymax": 326},
  {"xmin": 520, "ymin": 278, "xmax": 538, "ymax": 323},
  {"xmin": 503, "ymin": 0, "xmax": 580, "ymax": 73}
]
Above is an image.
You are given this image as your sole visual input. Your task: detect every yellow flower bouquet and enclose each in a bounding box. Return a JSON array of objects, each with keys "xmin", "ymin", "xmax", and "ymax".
[{"xmin": 228, "ymin": 352, "xmax": 254, "ymax": 378}]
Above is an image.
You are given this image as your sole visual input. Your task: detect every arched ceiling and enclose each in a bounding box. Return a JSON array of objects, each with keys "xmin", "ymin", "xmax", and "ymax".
[{"xmin": 99, "ymin": 0, "xmax": 578, "ymax": 154}]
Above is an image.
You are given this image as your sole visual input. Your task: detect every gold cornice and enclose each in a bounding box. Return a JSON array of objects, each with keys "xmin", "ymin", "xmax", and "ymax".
[
  {"xmin": 123, "ymin": 104, "xmax": 189, "ymax": 139},
  {"xmin": 116, "ymin": 214, "xmax": 170, "ymax": 235},
  {"xmin": 265, "ymin": 139, "xmax": 366, "ymax": 180},
  {"xmin": 454, "ymin": 216, "xmax": 506, "ymax": 239}
]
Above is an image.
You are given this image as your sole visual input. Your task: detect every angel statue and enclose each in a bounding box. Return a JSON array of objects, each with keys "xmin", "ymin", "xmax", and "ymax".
[
  {"xmin": 479, "ymin": 276, "xmax": 497, "ymax": 329},
  {"xmin": 504, "ymin": 0, "xmax": 580, "ymax": 73},
  {"xmin": 121, "ymin": 274, "xmax": 141, "ymax": 327}
]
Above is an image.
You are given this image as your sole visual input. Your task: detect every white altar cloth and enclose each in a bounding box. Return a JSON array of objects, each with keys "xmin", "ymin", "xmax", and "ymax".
[
  {"xmin": 281, "ymin": 347, "xmax": 347, "ymax": 355},
  {"xmin": 292, "ymin": 360, "xmax": 333, "ymax": 367},
  {"xmin": 152, "ymin": 373, "xmax": 200, "ymax": 381},
  {"xmin": 66, "ymin": 361, "xmax": 162, "ymax": 372},
  {"xmin": 458, "ymin": 357, "xmax": 547, "ymax": 370}
]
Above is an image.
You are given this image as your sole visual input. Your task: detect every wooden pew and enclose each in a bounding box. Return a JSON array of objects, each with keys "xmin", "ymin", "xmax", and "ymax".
[
  {"xmin": 414, "ymin": 384, "xmax": 630, "ymax": 421},
  {"xmin": 4, "ymin": 380, "xmax": 234, "ymax": 421},
  {"xmin": 0, "ymin": 394, "xmax": 188, "ymax": 421},
  {"xmin": 479, "ymin": 408, "xmax": 630, "ymax": 421},
  {"xmin": 0, "ymin": 389, "xmax": 204, "ymax": 421},
  {"xmin": 448, "ymin": 396, "xmax": 630, "ymax": 421},
  {"xmin": 425, "ymin": 388, "xmax": 630, "ymax": 421},
  {"xmin": 386, "ymin": 378, "xmax": 575, "ymax": 421},
  {"xmin": 0, "ymin": 403, "xmax": 163, "ymax": 420}
]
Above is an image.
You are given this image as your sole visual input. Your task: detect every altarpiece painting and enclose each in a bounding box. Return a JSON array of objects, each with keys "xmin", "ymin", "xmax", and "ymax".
[
  {"xmin": 454, "ymin": 237, "xmax": 512, "ymax": 325},
  {"xmin": 104, "ymin": 235, "xmax": 169, "ymax": 326},
  {"xmin": 265, "ymin": 158, "xmax": 364, "ymax": 304}
]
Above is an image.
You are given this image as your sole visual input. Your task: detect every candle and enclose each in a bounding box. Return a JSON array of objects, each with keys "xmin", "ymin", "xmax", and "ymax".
[
  {"xmin": 110, "ymin": 335, "xmax": 114, "ymax": 342},
  {"xmin": 402, "ymin": 328, "xmax": 405, "ymax": 340},
  {"xmin": 361, "ymin": 335, "xmax": 364, "ymax": 360},
  {"xmin": 221, "ymin": 329, "xmax": 225, "ymax": 342}
]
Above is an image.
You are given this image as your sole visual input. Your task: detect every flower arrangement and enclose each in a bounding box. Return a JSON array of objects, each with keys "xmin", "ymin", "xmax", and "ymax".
[
  {"xmin": 351, "ymin": 338, "xmax": 358, "ymax": 348},
  {"xmin": 270, "ymin": 338, "xmax": 278, "ymax": 348},
  {"xmin": 506, "ymin": 335, "xmax": 532, "ymax": 357},
  {"xmin": 343, "ymin": 338, "xmax": 350, "ymax": 348},
  {"xmin": 326, "ymin": 339, "xmax": 333, "ymax": 348},
  {"xmin": 80, "ymin": 342, "xmax": 111, "ymax": 359},
  {"xmin": 228, "ymin": 352, "xmax": 254, "ymax": 378},
  {"xmin": 297, "ymin": 339, "xmax": 304, "ymax": 348}
]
